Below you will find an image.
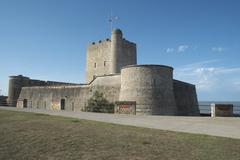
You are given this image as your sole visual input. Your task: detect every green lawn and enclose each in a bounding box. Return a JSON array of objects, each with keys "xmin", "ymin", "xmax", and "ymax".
[{"xmin": 0, "ymin": 109, "xmax": 240, "ymax": 160}]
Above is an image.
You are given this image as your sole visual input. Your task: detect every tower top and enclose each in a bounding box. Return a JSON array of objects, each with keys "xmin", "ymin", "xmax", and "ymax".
[{"xmin": 112, "ymin": 28, "xmax": 122, "ymax": 35}]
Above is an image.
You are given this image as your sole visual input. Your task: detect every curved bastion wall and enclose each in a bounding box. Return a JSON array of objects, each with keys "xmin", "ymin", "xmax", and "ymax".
[
  {"xmin": 119, "ymin": 65, "xmax": 178, "ymax": 115},
  {"xmin": 8, "ymin": 75, "xmax": 30, "ymax": 107}
]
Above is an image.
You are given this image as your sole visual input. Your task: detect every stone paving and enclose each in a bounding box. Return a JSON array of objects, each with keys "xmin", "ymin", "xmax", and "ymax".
[{"xmin": 1, "ymin": 106, "xmax": 240, "ymax": 139}]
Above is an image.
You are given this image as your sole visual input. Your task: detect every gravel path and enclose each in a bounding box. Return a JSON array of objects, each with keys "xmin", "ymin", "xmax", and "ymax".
[{"xmin": 1, "ymin": 106, "xmax": 240, "ymax": 139}]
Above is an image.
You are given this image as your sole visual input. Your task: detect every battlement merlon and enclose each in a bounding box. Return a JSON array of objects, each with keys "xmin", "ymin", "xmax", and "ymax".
[{"xmin": 87, "ymin": 38, "xmax": 136, "ymax": 49}]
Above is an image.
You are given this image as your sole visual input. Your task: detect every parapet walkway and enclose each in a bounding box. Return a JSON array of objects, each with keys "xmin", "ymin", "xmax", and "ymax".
[{"xmin": 1, "ymin": 106, "xmax": 240, "ymax": 139}]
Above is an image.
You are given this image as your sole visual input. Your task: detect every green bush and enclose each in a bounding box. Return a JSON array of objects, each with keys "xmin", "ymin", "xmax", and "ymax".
[{"xmin": 84, "ymin": 91, "xmax": 114, "ymax": 113}]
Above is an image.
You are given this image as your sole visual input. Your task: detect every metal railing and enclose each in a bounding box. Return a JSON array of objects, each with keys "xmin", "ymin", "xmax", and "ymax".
[{"xmin": 199, "ymin": 104, "xmax": 240, "ymax": 116}]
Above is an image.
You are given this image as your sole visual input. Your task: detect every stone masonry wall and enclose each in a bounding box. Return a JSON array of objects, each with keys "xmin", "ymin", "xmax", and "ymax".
[
  {"xmin": 86, "ymin": 40, "xmax": 111, "ymax": 83},
  {"xmin": 173, "ymin": 80, "xmax": 200, "ymax": 116},
  {"xmin": 8, "ymin": 75, "xmax": 78, "ymax": 107},
  {"xmin": 119, "ymin": 65, "xmax": 177, "ymax": 115},
  {"xmin": 85, "ymin": 29, "xmax": 136, "ymax": 83},
  {"xmin": 17, "ymin": 74, "xmax": 121, "ymax": 111}
]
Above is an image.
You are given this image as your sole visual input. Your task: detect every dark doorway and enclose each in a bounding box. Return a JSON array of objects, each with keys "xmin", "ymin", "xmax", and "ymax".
[
  {"xmin": 72, "ymin": 102, "xmax": 74, "ymax": 111},
  {"xmin": 61, "ymin": 99, "xmax": 65, "ymax": 110},
  {"xmin": 23, "ymin": 99, "xmax": 27, "ymax": 108}
]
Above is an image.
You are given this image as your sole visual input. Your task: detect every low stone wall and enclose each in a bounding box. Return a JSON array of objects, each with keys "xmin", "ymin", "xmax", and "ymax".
[
  {"xmin": 17, "ymin": 86, "xmax": 90, "ymax": 111},
  {"xmin": 211, "ymin": 104, "xmax": 233, "ymax": 117},
  {"xmin": 8, "ymin": 75, "xmax": 79, "ymax": 107},
  {"xmin": 115, "ymin": 101, "xmax": 136, "ymax": 115},
  {"xmin": 0, "ymin": 96, "xmax": 8, "ymax": 106},
  {"xmin": 17, "ymin": 75, "xmax": 121, "ymax": 112}
]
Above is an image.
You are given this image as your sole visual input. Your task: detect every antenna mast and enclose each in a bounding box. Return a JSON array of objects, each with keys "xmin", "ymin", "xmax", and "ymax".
[{"xmin": 109, "ymin": 12, "xmax": 118, "ymax": 32}]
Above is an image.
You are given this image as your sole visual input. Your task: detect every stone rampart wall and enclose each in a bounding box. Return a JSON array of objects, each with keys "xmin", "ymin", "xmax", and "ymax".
[
  {"xmin": 173, "ymin": 80, "xmax": 200, "ymax": 116},
  {"xmin": 17, "ymin": 74, "xmax": 121, "ymax": 111}
]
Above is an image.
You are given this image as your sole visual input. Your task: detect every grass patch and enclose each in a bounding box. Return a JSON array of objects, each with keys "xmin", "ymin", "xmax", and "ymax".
[
  {"xmin": 0, "ymin": 109, "xmax": 240, "ymax": 160},
  {"xmin": 33, "ymin": 113, "xmax": 50, "ymax": 116},
  {"xmin": 71, "ymin": 119, "xmax": 80, "ymax": 123}
]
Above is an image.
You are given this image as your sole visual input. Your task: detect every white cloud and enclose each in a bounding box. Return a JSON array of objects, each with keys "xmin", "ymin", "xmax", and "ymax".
[
  {"xmin": 166, "ymin": 45, "xmax": 190, "ymax": 53},
  {"xmin": 166, "ymin": 48, "xmax": 175, "ymax": 53},
  {"xmin": 215, "ymin": 67, "xmax": 240, "ymax": 74},
  {"xmin": 175, "ymin": 66, "xmax": 217, "ymax": 91},
  {"xmin": 174, "ymin": 60, "xmax": 240, "ymax": 92},
  {"xmin": 166, "ymin": 45, "xmax": 226, "ymax": 54},
  {"xmin": 177, "ymin": 45, "xmax": 189, "ymax": 53},
  {"xmin": 211, "ymin": 47, "xmax": 224, "ymax": 52},
  {"xmin": 184, "ymin": 59, "xmax": 220, "ymax": 67}
]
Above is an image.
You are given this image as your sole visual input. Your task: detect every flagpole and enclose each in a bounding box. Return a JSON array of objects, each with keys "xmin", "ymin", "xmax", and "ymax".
[{"xmin": 109, "ymin": 12, "xmax": 118, "ymax": 33}]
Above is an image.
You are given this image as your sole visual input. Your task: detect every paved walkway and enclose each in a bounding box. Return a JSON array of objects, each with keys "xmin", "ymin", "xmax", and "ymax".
[{"xmin": 1, "ymin": 106, "xmax": 240, "ymax": 139}]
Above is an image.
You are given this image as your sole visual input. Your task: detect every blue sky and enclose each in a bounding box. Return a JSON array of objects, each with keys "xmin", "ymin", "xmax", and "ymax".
[{"xmin": 0, "ymin": 0, "xmax": 240, "ymax": 101}]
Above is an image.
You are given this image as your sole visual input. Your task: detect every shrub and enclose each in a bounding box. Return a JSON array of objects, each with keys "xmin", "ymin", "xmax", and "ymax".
[{"xmin": 84, "ymin": 91, "xmax": 114, "ymax": 113}]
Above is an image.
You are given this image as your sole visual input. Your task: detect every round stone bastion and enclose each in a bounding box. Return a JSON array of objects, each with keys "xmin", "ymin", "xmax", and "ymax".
[
  {"xmin": 119, "ymin": 65, "xmax": 177, "ymax": 115},
  {"xmin": 8, "ymin": 75, "xmax": 30, "ymax": 107}
]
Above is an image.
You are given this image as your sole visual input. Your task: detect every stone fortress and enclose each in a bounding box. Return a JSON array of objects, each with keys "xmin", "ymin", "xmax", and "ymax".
[{"xmin": 8, "ymin": 29, "xmax": 200, "ymax": 115}]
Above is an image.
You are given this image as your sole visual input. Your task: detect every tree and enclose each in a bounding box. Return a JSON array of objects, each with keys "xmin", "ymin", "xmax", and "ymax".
[{"xmin": 84, "ymin": 91, "xmax": 114, "ymax": 113}]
